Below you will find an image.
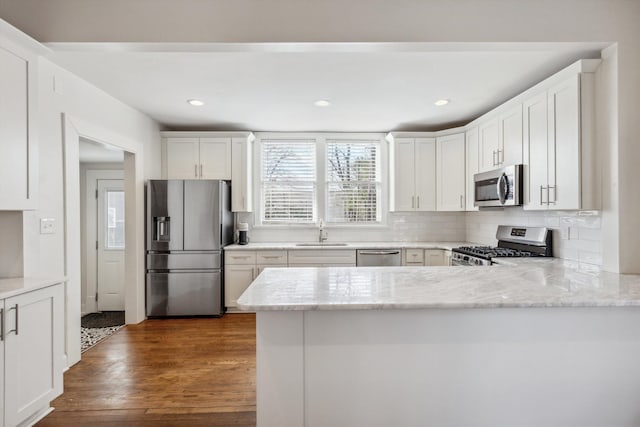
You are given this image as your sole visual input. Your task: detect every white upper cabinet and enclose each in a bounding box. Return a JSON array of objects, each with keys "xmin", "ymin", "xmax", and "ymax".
[
  {"xmin": 389, "ymin": 136, "xmax": 436, "ymax": 211},
  {"xmin": 162, "ymin": 132, "xmax": 254, "ymax": 211},
  {"xmin": 547, "ymin": 76, "xmax": 581, "ymax": 210},
  {"xmin": 0, "ymin": 42, "xmax": 37, "ymax": 210},
  {"xmin": 478, "ymin": 105, "xmax": 523, "ymax": 172},
  {"xmin": 478, "ymin": 119, "xmax": 500, "ymax": 172},
  {"xmin": 414, "ymin": 138, "xmax": 437, "ymax": 211},
  {"xmin": 165, "ymin": 137, "xmax": 200, "ymax": 179},
  {"xmin": 465, "ymin": 127, "xmax": 479, "ymax": 211},
  {"xmin": 165, "ymin": 136, "xmax": 231, "ymax": 180},
  {"xmin": 499, "ymin": 103, "xmax": 523, "ymax": 166},
  {"xmin": 524, "ymin": 70, "xmax": 599, "ymax": 211},
  {"xmin": 523, "ymin": 92, "xmax": 549, "ymax": 210},
  {"xmin": 436, "ymin": 133, "xmax": 465, "ymax": 211},
  {"xmin": 231, "ymin": 136, "xmax": 254, "ymax": 212},
  {"xmin": 199, "ymin": 137, "xmax": 232, "ymax": 179}
]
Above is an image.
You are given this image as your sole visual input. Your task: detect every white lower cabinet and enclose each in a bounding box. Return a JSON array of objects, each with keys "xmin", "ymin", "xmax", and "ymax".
[
  {"xmin": 424, "ymin": 249, "xmax": 445, "ymax": 266},
  {"xmin": 402, "ymin": 249, "xmax": 449, "ymax": 266},
  {"xmin": 224, "ymin": 265, "xmax": 256, "ymax": 310},
  {"xmin": 287, "ymin": 250, "xmax": 356, "ymax": 267},
  {"xmin": 225, "ymin": 250, "xmax": 287, "ymax": 309},
  {"xmin": 1, "ymin": 283, "xmax": 64, "ymax": 427}
]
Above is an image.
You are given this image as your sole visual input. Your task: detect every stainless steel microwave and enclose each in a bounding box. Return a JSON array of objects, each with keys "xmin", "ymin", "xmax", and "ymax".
[{"xmin": 474, "ymin": 165, "xmax": 523, "ymax": 207}]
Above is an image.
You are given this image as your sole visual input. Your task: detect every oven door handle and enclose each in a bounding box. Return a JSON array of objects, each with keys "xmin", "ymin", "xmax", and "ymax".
[{"xmin": 497, "ymin": 173, "xmax": 508, "ymax": 205}]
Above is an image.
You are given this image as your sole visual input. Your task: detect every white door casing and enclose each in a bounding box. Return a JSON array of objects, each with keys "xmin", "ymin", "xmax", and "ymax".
[
  {"xmin": 63, "ymin": 114, "xmax": 146, "ymax": 367},
  {"xmin": 96, "ymin": 179, "xmax": 125, "ymax": 311}
]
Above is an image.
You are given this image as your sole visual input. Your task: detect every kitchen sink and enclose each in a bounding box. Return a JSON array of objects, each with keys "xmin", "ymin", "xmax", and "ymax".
[{"xmin": 295, "ymin": 243, "xmax": 349, "ymax": 247}]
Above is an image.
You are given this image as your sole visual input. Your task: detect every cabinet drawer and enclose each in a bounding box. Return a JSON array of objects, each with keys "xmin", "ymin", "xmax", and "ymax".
[
  {"xmin": 404, "ymin": 249, "xmax": 424, "ymax": 264},
  {"xmin": 225, "ymin": 251, "xmax": 257, "ymax": 265},
  {"xmin": 256, "ymin": 250, "xmax": 288, "ymax": 265},
  {"xmin": 424, "ymin": 249, "xmax": 446, "ymax": 266},
  {"xmin": 288, "ymin": 250, "xmax": 356, "ymax": 265}
]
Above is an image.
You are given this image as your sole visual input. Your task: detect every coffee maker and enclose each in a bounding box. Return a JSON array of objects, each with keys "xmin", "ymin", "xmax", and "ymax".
[{"xmin": 237, "ymin": 222, "xmax": 249, "ymax": 245}]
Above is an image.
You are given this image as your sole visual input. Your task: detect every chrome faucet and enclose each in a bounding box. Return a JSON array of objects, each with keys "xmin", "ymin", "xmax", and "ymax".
[{"xmin": 318, "ymin": 220, "xmax": 328, "ymax": 243}]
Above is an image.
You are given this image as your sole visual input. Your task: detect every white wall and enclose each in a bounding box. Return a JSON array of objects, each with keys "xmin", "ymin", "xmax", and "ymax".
[
  {"xmin": 0, "ymin": 212, "xmax": 23, "ymax": 277},
  {"xmin": 6, "ymin": 51, "xmax": 163, "ymax": 364},
  {"xmin": 22, "ymin": 57, "xmax": 161, "ymax": 278}
]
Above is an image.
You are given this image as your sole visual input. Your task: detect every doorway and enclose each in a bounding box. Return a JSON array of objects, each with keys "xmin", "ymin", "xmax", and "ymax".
[{"xmin": 79, "ymin": 139, "xmax": 126, "ymax": 351}]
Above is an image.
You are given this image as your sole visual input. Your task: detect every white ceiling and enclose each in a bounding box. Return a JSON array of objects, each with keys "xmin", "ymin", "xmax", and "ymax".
[{"xmin": 49, "ymin": 43, "xmax": 606, "ymax": 132}]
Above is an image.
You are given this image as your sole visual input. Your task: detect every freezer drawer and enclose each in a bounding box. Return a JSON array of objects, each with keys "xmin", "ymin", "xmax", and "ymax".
[
  {"xmin": 146, "ymin": 271, "xmax": 222, "ymax": 316},
  {"xmin": 147, "ymin": 252, "xmax": 221, "ymax": 270}
]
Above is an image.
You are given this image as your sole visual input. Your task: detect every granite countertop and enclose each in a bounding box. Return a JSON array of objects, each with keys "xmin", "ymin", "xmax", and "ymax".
[
  {"xmin": 0, "ymin": 277, "xmax": 66, "ymax": 300},
  {"xmin": 236, "ymin": 258, "xmax": 640, "ymax": 310},
  {"xmin": 225, "ymin": 241, "xmax": 472, "ymax": 251}
]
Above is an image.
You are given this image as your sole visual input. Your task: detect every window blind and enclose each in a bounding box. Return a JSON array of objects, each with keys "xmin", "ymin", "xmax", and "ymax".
[
  {"xmin": 261, "ymin": 140, "xmax": 316, "ymax": 223},
  {"xmin": 326, "ymin": 140, "xmax": 380, "ymax": 223}
]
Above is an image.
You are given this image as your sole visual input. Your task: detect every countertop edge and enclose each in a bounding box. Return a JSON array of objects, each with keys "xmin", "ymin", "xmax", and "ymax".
[
  {"xmin": 225, "ymin": 241, "xmax": 472, "ymax": 251},
  {"xmin": 0, "ymin": 277, "xmax": 67, "ymax": 300},
  {"xmin": 237, "ymin": 301, "xmax": 640, "ymax": 311}
]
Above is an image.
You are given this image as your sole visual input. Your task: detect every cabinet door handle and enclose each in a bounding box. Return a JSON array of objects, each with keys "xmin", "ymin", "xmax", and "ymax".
[
  {"xmin": 200, "ymin": 164, "xmax": 203, "ymax": 177},
  {"xmin": 0, "ymin": 308, "xmax": 4, "ymax": 341},
  {"xmin": 194, "ymin": 164, "xmax": 198, "ymax": 178},
  {"xmin": 416, "ymin": 196, "xmax": 420, "ymax": 209},
  {"xmin": 8, "ymin": 304, "xmax": 18, "ymax": 336},
  {"xmin": 261, "ymin": 255, "xmax": 282, "ymax": 259},
  {"xmin": 548, "ymin": 185, "xmax": 556, "ymax": 204},
  {"xmin": 411, "ymin": 196, "xmax": 415, "ymax": 209},
  {"xmin": 460, "ymin": 195, "xmax": 463, "ymax": 209}
]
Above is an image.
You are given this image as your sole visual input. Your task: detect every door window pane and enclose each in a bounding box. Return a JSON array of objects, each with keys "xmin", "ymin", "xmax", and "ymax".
[{"xmin": 106, "ymin": 190, "xmax": 125, "ymax": 249}]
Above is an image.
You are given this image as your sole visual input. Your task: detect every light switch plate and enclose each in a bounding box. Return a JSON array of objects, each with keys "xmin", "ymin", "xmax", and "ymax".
[{"xmin": 40, "ymin": 218, "xmax": 55, "ymax": 234}]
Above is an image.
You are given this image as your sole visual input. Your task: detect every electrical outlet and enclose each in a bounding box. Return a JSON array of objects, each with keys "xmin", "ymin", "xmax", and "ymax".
[{"xmin": 40, "ymin": 218, "xmax": 55, "ymax": 234}]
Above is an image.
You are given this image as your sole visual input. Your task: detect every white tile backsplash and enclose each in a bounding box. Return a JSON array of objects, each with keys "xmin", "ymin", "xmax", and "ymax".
[
  {"xmin": 236, "ymin": 207, "xmax": 603, "ymax": 266},
  {"xmin": 237, "ymin": 211, "xmax": 466, "ymax": 243},
  {"xmin": 465, "ymin": 207, "xmax": 603, "ymax": 266}
]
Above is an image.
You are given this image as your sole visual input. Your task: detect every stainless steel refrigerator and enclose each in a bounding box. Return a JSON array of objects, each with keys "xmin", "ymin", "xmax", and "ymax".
[{"xmin": 146, "ymin": 180, "xmax": 232, "ymax": 316}]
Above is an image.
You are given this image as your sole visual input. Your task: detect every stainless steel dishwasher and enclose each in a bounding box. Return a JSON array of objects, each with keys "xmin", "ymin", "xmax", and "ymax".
[{"xmin": 356, "ymin": 249, "xmax": 402, "ymax": 266}]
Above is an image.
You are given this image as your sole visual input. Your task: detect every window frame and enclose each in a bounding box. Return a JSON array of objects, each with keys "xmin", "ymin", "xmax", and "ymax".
[{"xmin": 254, "ymin": 132, "xmax": 388, "ymax": 228}]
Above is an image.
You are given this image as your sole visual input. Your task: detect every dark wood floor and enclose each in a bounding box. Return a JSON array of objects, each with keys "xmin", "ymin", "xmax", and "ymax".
[{"xmin": 37, "ymin": 314, "xmax": 257, "ymax": 426}]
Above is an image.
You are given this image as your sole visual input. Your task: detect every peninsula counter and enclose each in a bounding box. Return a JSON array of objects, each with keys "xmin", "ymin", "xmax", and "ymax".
[{"xmin": 237, "ymin": 259, "xmax": 640, "ymax": 427}]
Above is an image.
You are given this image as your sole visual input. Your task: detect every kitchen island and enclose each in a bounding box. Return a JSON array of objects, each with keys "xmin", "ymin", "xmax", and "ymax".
[{"xmin": 237, "ymin": 259, "xmax": 640, "ymax": 427}]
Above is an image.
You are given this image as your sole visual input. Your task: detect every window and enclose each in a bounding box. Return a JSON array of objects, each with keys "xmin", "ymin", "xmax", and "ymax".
[
  {"xmin": 326, "ymin": 140, "xmax": 380, "ymax": 223},
  {"xmin": 105, "ymin": 190, "xmax": 125, "ymax": 249},
  {"xmin": 261, "ymin": 140, "xmax": 316, "ymax": 224},
  {"xmin": 258, "ymin": 134, "xmax": 384, "ymax": 226}
]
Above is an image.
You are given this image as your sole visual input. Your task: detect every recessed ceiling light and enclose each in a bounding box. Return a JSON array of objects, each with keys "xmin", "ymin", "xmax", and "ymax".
[
  {"xmin": 434, "ymin": 99, "xmax": 449, "ymax": 106},
  {"xmin": 187, "ymin": 99, "xmax": 205, "ymax": 106},
  {"xmin": 314, "ymin": 99, "xmax": 331, "ymax": 107}
]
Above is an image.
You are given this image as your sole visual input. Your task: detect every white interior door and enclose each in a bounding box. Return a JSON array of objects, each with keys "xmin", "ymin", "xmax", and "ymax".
[{"xmin": 97, "ymin": 179, "xmax": 125, "ymax": 311}]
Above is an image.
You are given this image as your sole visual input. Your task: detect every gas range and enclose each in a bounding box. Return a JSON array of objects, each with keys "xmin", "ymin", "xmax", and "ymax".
[{"xmin": 452, "ymin": 226, "xmax": 552, "ymax": 266}]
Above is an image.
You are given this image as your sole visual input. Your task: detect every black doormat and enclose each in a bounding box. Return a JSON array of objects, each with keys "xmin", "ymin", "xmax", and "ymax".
[{"xmin": 81, "ymin": 311, "xmax": 125, "ymax": 328}]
